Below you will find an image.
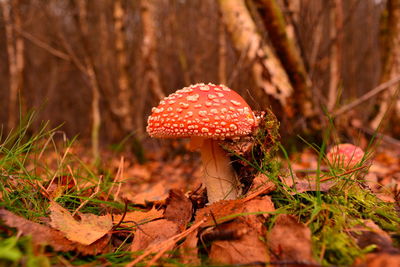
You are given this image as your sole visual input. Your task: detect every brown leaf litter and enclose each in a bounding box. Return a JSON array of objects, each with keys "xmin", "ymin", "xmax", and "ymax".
[
  {"xmin": 131, "ymin": 219, "xmax": 180, "ymax": 252},
  {"xmin": 131, "ymin": 190, "xmax": 193, "ymax": 252},
  {"xmin": 180, "ymin": 194, "xmax": 275, "ymax": 266},
  {"xmin": 0, "ymin": 209, "xmax": 110, "ymax": 255},
  {"xmin": 353, "ymin": 253, "xmax": 400, "ymax": 267},
  {"xmin": 164, "ymin": 190, "xmax": 193, "ymax": 230},
  {"xmin": 209, "ymin": 217, "xmax": 269, "ymax": 265},
  {"xmin": 350, "ymin": 220, "xmax": 399, "ymax": 254},
  {"xmin": 49, "ymin": 201, "xmax": 112, "ymax": 245},
  {"xmin": 127, "ymin": 219, "xmax": 206, "ymax": 267},
  {"xmin": 126, "ymin": 187, "xmax": 275, "ymax": 266},
  {"xmin": 267, "ymin": 214, "xmax": 316, "ymax": 265},
  {"xmin": 112, "ymin": 207, "xmax": 163, "ymax": 228},
  {"xmin": 119, "ymin": 155, "xmax": 202, "ymax": 205}
]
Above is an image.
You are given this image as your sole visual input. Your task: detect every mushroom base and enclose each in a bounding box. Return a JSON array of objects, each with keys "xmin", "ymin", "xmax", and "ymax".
[{"xmin": 199, "ymin": 138, "xmax": 240, "ymax": 203}]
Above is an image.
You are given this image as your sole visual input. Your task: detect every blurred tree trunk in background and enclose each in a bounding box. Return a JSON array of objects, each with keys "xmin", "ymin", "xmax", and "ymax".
[
  {"xmin": 370, "ymin": 0, "xmax": 400, "ymax": 136},
  {"xmin": 218, "ymin": 0, "xmax": 294, "ymax": 116},
  {"xmin": 328, "ymin": 0, "xmax": 343, "ymax": 112},
  {"xmin": 137, "ymin": 0, "xmax": 164, "ymax": 138},
  {"xmin": 0, "ymin": 0, "xmax": 394, "ymax": 148},
  {"xmin": 218, "ymin": 11, "xmax": 227, "ymax": 85},
  {"xmin": 75, "ymin": 0, "xmax": 101, "ymax": 161},
  {"xmin": 112, "ymin": 0, "xmax": 134, "ymax": 136},
  {"xmin": 1, "ymin": 0, "xmax": 25, "ymax": 131},
  {"xmin": 256, "ymin": 0, "xmax": 315, "ymax": 121}
]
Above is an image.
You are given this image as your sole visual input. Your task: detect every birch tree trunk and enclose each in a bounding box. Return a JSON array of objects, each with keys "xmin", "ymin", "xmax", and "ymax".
[
  {"xmin": 137, "ymin": 0, "xmax": 164, "ymax": 136},
  {"xmin": 218, "ymin": 0, "xmax": 294, "ymax": 115},
  {"xmin": 370, "ymin": 0, "xmax": 400, "ymax": 133},
  {"xmin": 76, "ymin": 0, "xmax": 101, "ymax": 161},
  {"xmin": 113, "ymin": 0, "xmax": 133, "ymax": 134},
  {"xmin": 257, "ymin": 0, "xmax": 315, "ymax": 118},
  {"xmin": 1, "ymin": 0, "xmax": 25, "ymax": 131}
]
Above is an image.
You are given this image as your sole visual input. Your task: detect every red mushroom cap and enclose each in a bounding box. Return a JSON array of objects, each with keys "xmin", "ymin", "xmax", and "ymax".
[
  {"xmin": 326, "ymin": 143, "xmax": 365, "ymax": 168},
  {"xmin": 146, "ymin": 83, "xmax": 256, "ymax": 138}
]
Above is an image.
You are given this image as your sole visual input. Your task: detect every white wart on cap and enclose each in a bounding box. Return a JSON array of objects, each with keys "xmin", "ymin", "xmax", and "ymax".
[{"xmin": 146, "ymin": 83, "xmax": 256, "ymax": 138}]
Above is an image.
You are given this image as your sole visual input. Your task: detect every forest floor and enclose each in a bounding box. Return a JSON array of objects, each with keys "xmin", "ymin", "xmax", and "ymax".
[{"xmin": 0, "ymin": 118, "xmax": 399, "ymax": 266}]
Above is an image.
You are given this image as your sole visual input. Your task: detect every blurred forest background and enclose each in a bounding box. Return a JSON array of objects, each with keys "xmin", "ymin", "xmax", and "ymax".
[{"xmin": 1, "ymin": 0, "xmax": 399, "ymax": 157}]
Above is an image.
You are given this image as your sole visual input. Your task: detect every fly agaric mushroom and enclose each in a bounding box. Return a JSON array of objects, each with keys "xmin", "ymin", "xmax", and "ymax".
[
  {"xmin": 326, "ymin": 143, "xmax": 365, "ymax": 169},
  {"xmin": 146, "ymin": 83, "xmax": 256, "ymax": 203}
]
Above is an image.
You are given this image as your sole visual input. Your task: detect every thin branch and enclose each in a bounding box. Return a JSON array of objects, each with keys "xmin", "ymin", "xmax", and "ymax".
[
  {"xmin": 333, "ymin": 75, "xmax": 400, "ymax": 117},
  {"xmin": 320, "ymin": 165, "xmax": 368, "ymax": 183},
  {"xmin": 15, "ymin": 29, "xmax": 71, "ymax": 61}
]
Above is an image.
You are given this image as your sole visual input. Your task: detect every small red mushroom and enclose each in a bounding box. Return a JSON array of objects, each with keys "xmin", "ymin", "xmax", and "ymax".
[
  {"xmin": 326, "ymin": 143, "xmax": 365, "ymax": 169},
  {"xmin": 146, "ymin": 83, "xmax": 256, "ymax": 203}
]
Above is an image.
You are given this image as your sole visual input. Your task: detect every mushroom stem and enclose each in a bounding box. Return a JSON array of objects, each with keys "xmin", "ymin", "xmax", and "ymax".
[{"xmin": 199, "ymin": 138, "xmax": 240, "ymax": 203}]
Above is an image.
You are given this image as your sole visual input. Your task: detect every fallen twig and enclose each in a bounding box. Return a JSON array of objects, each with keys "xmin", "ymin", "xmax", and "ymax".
[
  {"xmin": 319, "ymin": 165, "xmax": 368, "ymax": 183},
  {"xmin": 333, "ymin": 75, "xmax": 400, "ymax": 117},
  {"xmin": 242, "ymin": 182, "xmax": 276, "ymax": 202}
]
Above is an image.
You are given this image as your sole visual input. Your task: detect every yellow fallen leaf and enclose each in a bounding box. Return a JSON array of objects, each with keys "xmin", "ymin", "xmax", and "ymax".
[{"xmin": 49, "ymin": 201, "xmax": 112, "ymax": 245}]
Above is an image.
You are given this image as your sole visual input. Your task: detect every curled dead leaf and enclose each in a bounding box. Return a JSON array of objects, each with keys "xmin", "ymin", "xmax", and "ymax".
[{"xmin": 164, "ymin": 189, "xmax": 193, "ymax": 230}]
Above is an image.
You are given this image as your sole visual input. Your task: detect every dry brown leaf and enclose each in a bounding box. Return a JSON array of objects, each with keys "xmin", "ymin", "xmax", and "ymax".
[
  {"xmin": 196, "ymin": 195, "xmax": 275, "ymax": 227},
  {"xmin": 49, "ymin": 201, "xmax": 112, "ymax": 245},
  {"xmin": 353, "ymin": 253, "xmax": 400, "ymax": 267},
  {"xmin": 0, "ymin": 209, "xmax": 110, "ymax": 255},
  {"xmin": 179, "ymin": 195, "xmax": 274, "ymax": 265},
  {"xmin": 131, "ymin": 219, "xmax": 179, "ymax": 252},
  {"xmin": 121, "ymin": 181, "xmax": 170, "ymax": 205},
  {"xmin": 267, "ymin": 214, "xmax": 316, "ymax": 264},
  {"xmin": 248, "ymin": 173, "xmax": 276, "ymax": 193},
  {"xmin": 127, "ymin": 219, "xmax": 206, "ymax": 267},
  {"xmin": 196, "ymin": 199, "xmax": 244, "ymax": 227},
  {"xmin": 242, "ymin": 195, "xmax": 275, "ymax": 218},
  {"xmin": 209, "ymin": 218, "xmax": 269, "ymax": 265},
  {"xmin": 124, "ymin": 164, "xmax": 152, "ymax": 182},
  {"xmin": 164, "ymin": 189, "xmax": 193, "ymax": 230},
  {"xmin": 293, "ymin": 178, "xmax": 335, "ymax": 193},
  {"xmin": 112, "ymin": 207, "xmax": 163, "ymax": 228},
  {"xmin": 352, "ymin": 220, "xmax": 399, "ymax": 254},
  {"xmin": 375, "ymin": 192, "xmax": 396, "ymax": 203}
]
